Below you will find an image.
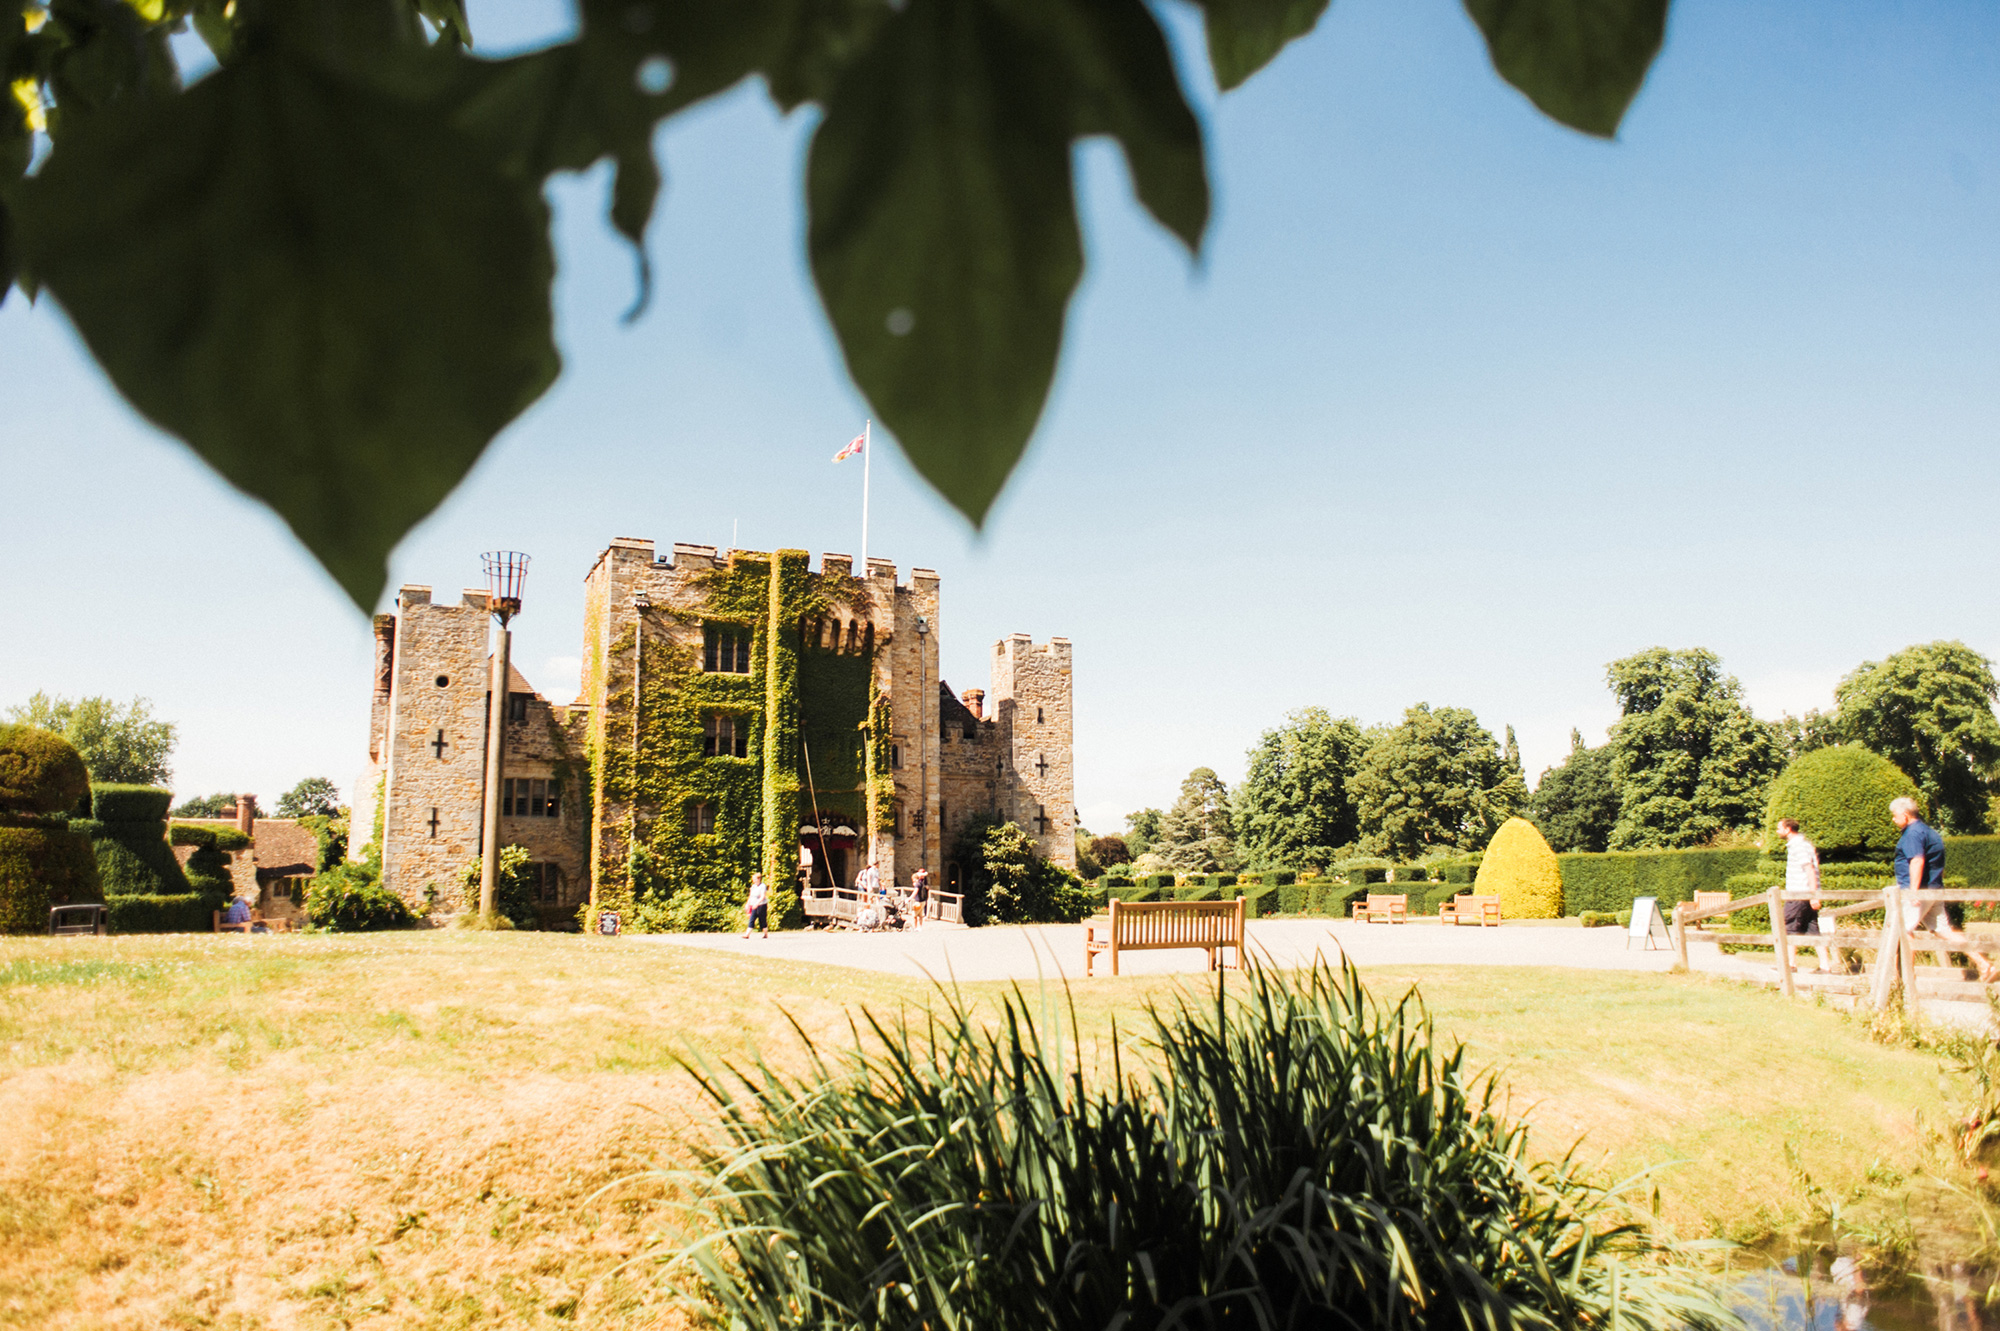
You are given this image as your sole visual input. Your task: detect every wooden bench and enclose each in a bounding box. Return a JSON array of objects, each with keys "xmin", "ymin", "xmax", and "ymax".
[
  {"xmin": 214, "ymin": 909, "xmax": 293, "ymax": 934},
  {"xmin": 1350, "ymin": 893, "xmax": 1407, "ymax": 924},
  {"xmin": 1085, "ymin": 897, "xmax": 1245, "ymax": 976},
  {"xmin": 48, "ymin": 904, "xmax": 107, "ymax": 936},
  {"xmin": 1437, "ymin": 893, "xmax": 1501, "ymax": 927}
]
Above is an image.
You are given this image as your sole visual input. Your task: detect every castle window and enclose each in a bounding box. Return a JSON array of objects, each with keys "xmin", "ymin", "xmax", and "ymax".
[
  {"xmin": 508, "ymin": 692, "xmax": 530, "ymax": 722},
  {"xmin": 435, "ymin": 675, "xmax": 449, "ymax": 688},
  {"xmin": 704, "ymin": 626, "xmax": 752, "ymax": 674},
  {"xmin": 687, "ymin": 800, "xmax": 715, "ymax": 835},
  {"xmin": 890, "ymin": 745, "xmax": 901, "ymax": 770},
  {"xmin": 1037, "ymin": 706, "xmax": 1044, "ymax": 724},
  {"xmin": 503, "ymin": 777, "xmax": 562, "ymax": 817},
  {"xmin": 962, "ymin": 720, "xmax": 976, "ymax": 741},
  {"xmin": 704, "ymin": 713, "xmax": 750, "ymax": 758}
]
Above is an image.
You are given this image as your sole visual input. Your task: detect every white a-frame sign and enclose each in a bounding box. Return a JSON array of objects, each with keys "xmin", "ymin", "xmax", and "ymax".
[{"xmin": 1627, "ymin": 897, "xmax": 1672, "ymax": 951}]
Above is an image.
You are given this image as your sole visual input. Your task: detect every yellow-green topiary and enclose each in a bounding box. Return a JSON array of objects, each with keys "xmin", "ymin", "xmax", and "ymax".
[{"xmin": 1480, "ymin": 817, "xmax": 1563, "ymax": 919}]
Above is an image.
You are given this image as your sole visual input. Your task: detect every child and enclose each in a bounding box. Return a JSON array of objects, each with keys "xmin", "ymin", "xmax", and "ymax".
[{"xmin": 744, "ymin": 872, "xmax": 769, "ymax": 939}]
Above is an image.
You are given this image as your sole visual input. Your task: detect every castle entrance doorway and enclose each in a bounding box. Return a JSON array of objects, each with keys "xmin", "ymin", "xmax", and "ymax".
[{"xmin": 800, "ymin": 814, "xmax": 859, "ymax": 890}]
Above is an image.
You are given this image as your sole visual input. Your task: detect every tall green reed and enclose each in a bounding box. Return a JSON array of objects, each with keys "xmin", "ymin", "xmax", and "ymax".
[{"xmin": 671, "ymin": 959, "xmax": 1736, "ymax": 1330}]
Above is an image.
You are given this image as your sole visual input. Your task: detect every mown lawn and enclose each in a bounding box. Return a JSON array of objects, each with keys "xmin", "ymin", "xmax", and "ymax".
[{"xmin": 0, "ymin": 930, "xmax": 1984, "ymax": 1329}]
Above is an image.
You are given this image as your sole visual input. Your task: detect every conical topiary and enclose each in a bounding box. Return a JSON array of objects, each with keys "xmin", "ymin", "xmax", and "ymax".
[
  {"xmin": 1764, "ymin": 744, "xmax": 1918, "ymax": 862},
  {"xmin": 1480, "ymin": 817, "xmax": 1562, "ymax": 919}
]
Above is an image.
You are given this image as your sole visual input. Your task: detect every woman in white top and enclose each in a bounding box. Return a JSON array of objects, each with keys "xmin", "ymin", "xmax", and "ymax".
[{"xmin": 744, "ymin": 872, "xmax": 769, "ymax": 939}]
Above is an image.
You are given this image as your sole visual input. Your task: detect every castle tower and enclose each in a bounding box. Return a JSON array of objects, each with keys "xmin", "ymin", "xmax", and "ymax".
[{"xmin": 992, "ymin": 636, "xmax": 1076, "ymax": 869}]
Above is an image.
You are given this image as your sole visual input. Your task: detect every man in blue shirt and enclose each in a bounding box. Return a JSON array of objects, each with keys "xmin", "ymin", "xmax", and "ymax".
[{"xmin": 1892, "ymin": 797, "xmax": 1995, "ymax": 981}]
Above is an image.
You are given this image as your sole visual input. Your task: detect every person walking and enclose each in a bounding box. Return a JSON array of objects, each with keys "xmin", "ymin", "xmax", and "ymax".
[
  {"xmin": 744, "ymin": 872, "xmax": 769, "ymax": 940},
  {"xmin": 1891, "ymin": 797, "xmax": 1995, "ymax": 982},
  {"xmin": 1776, "ymin": 817, "xmax": 1834, "ymax": 973},
  {"xmin": 911, "ymin": 867, "xmax": 930, "ymax": 929}
]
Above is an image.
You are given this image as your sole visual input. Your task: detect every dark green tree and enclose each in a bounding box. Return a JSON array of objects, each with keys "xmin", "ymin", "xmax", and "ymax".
[
  {"xmin": 5, "ymin": 694, "xmax": 175, "ymax": 785},
  {"xmin": 1087, "ymin": 834, "xmax": 1131, "ymax": 869},
  {"xmin": 1233, "ymin": 707, "xmax": 1365, "ymax": 869},
  {"xmin": 1124, "ymin": 808, "xmax": 1164, "ymax": 858},
  {"xmin": 1155, "ymin": 768, "xmax": 1237, "ymax": 872},
  {"xmin": 170, "ymin": 792, "xmax": 236, "ymax": 819},
  {"xmin": 0, "ymin": 0, "xmax": 1672, "ymax": 610},
  {"xmin": 1530, "ymin": 730, "xmax": 1621, "ymax": 853},
  {"xmin": 1604, "ymin": 648, "xmax": 1780, "ymax": 849},
  {"xmin": 1834, "ymin": 641, "xmax": 2000, "ymax": 834},
  {"xmin": 1348, "ymin": 706, "xmax": 1523, "ymax": 860},
  {"xmin": 1774, "ymin": 709, "xmax": 1846, "ymax": 764},
  {"xmin": 277, "ymin": 777, "xmax": 342, "ymax": 819}
]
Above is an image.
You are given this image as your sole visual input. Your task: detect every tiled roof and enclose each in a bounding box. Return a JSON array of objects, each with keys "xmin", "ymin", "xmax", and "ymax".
[{"xmin": 250, "ymin": 819, "xmax": 320, "ymax": 880}]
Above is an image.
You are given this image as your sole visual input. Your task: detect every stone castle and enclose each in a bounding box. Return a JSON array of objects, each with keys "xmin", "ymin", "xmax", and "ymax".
[{"xmin": 353, "ymin": 538, "xmax": 1075, "ymax": 922}]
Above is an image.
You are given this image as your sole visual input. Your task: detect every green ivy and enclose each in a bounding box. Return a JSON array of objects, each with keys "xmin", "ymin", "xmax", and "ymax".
[{"xmin": 592, "ymin": 551, "xmax": 877, "ymax": 933}]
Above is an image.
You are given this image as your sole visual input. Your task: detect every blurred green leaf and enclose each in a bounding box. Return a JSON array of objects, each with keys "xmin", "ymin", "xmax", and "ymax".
[
  {"xmin": 1463, "ymin": 0, "xmax": 1668, "ymax": 137},
  {"xmin": 1191, "ymin": 0, "xmax": 1329, "ymax": 92},
  {"xmin": 9, "ymin": 44, "xmax": 559, "ymax": 610},
  {"xmin": 808, "ymin": 0, "xmax": 1084, "ymax": 525},
  {"xmin": 809, "ymin": 0, "xmax": 1205, "ymax": 525}
]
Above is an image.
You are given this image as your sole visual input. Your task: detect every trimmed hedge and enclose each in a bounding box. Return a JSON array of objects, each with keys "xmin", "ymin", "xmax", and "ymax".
[
  {"xmin": 1439, "ymin": 856, "xmax": 1482, "ymax": 886},
  {"xmin": 1140, "ymin": 872, "xmax": 1177, "ymax": 893},
  {"xmin": 0, "ymin": 823, "xmax": 103, "ymax": 933},
  {"xmin": 1555, "ymin": 847, "xmax": 1762, "ymax": 915},
  {"xmin": 1392, "ymin": 865, "xmax": 1429, "ymax": 883},
  {"xmin": 1950, "ymin": 836, "xmax": 2000, "ymax": 887},
  {"xmin": 1176, "ymin": 883, "xmax": 1222, "ymax": 902},
  {"xmin": 0, "ymin": 724, "xmax": 89, "ymax": 815},
  {"xmin": 107, "ymin": 892, "xmax": 210, "ymax": 933},
  {"xmin": 1481, "ymin": 819, "xmax": 1562, "ymax": 919},
  {"xmin": 1244, "ymin": 885, "xmax": 1279, "ymax": 917},
  {"xmin": 1099, "ymin": 875, "xmax": 1135, "ymax": 890},
  {"xmin": 169, "ymin": 823, "xmax": 252, "ymax": 852},
  {"xmin": 90, "ymin": 785, "xmax": 174, "ymax": 822},
  {"xmin": 1108, "ymin": 880, "xmax": 1163, "ymax": 903},
  {"xmin": 1764, "ymin": 745, "xmax": 1918, "ymax": 860}
]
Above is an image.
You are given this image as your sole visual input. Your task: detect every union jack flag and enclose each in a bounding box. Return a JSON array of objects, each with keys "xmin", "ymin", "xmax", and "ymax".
[{"xmin": 832, "ymin": 433, "xmax": 865, "ymax": 463}]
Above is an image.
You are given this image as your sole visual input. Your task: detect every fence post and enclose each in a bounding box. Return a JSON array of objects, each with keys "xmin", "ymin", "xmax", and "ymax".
[
  {"xmin": 1672, "ymin": 901, "xmax": 1689, "ymax": 971},
  {"xmin": 1870, "ymin": 893, "xmax": 1900, "ymax": 1011},
  {"xmin": 1767, "ymin": 886, "xmax": 1795, "ymax": 998},
  {"xmin": 1899, "ymin": 892, "xmax": 1919, "ymax": 1008}
]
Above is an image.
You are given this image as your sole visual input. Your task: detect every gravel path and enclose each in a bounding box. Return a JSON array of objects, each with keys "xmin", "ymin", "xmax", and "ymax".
[{"xmin": 644, "ymin": 917, "xmax": 1742, "ymax": 983}]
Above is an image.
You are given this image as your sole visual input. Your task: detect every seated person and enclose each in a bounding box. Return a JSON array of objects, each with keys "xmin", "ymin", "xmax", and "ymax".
[{"xmin": 223, "ymin": 897, "xmax": 252, "ymax": 928}]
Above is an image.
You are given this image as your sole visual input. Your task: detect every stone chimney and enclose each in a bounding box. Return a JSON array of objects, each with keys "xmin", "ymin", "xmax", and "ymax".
[
  {"xmin": 962, "ymin": 688, "xmax": 984, "ymax": 721},
  {"xmin": 236, "ymin": 794, "xmax": 257, "ymax": 838}
]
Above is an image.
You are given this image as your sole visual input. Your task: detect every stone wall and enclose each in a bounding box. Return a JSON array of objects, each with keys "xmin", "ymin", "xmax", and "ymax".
[{"xmin": 990, "ymin": 636, "xmax": 1077, "ymax": 869}]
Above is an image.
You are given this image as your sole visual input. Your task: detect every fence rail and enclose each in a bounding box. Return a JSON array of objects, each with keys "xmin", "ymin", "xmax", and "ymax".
[{"xmin": 1671, "ymin": 887, "xmax": 2000, "ymax": 1008}]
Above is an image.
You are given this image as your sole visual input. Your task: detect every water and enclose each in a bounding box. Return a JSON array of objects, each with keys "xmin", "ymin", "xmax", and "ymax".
[{"xmin": 1738, "ymin": 1254, "xmax": 1991, "ymax": 1331}]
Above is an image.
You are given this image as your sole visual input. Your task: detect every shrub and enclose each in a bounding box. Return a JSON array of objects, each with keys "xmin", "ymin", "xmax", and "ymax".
[
  {"xmin": 1579, "ymin": 911, "xmax": 1622, "ymax": 928},
  {"xmin": 168, "ymin": 823, "xmax": 251, "ymax": 851},
  {"xmin": 0, "ymin": 724, "xmax": 89, "ymax": 816},
  {"xmin": 1765, "ymin": 744, "xmax": 1919, "ymax": 861},
  {"xmin": 106, "ymin": 892, "xmax": 209, "ymax": 933},
  {"xmin": 1140, "ymin": 872, "xmax": 1177, "ymax": 893},
  {"xmin": 1107, "ymin": 880, "xmax": 1161, "ymax": 903},
  {"xmin": 1392, "ymin": 865, "xmax": 1429, "ymax": 883},
  {"xmin": 457, "ymin": 845, "xmax": 539, "ymax": 929},
  {"xmin": 678, "ymin": 960, "xmax": 1731, "ymax": 1331},
  {"xmin": 1948, "ymin": 835, "xmax": 2000, "ymax": 888},
  {"xmin": 88, "ymin": 784, "xmax": 174, "ymax": 822},
  {"xmin": 1243, "ymin": 884, "xmax": 1279, "ymax": 917},
  {"xmin": 1480, "ymin": 818, "xmax": 1563, "ymax": 919},
  {"xmin": 0, "ymin": 824, "xmax": 102, "ymax": 933},
  {"xmin": 1555, "ymin": 847, "xmax": 1762, "ymax": 915},
  {"xmin": 1176, "ymin": 883, "xmax": 1222, "ymax": 902},
  {"xmin": 86, "ymin": 784, "xmax": 189, "ymax": 899},
  {"xmin": 306, "ymin": 863, "xmax": 417, "ymax": 931},
  {"xmin": 968, "ymin": 822, "xmax": 1093, "ymax": 925},
  {"xmin": 1101, "ymin": 874, "xmax": 1134, "ymax": 890}
]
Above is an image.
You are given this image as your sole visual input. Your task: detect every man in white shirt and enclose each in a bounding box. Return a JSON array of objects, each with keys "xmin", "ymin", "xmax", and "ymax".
[{"xmin": 1778, "ymin": 818, "xmax": 1834, "ymax": 973}]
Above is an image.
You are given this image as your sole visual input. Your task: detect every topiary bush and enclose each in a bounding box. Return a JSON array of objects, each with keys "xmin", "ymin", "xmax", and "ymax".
[
  {"xmin": 0, "ymin": 824, "xmax": 103, "ymax": 933},
  {"xmin": 0, "ymin": 723, "xmax": 89, "ymax": 816},
  {"xmin": 306, "ymin": 863, "xmax": 417, "ymax": 931},
  {"xmin": 1764, "ymin": 744, "xmax": 1919, "ymax": 862},
  {"xmin": 0, "ymin": 724, "xmax": 102, "ymax": 933},
  {"xmin": 86, "ymin": 784, "xmax": 188, "ymax": 899},
  {"xmin": 107, "ymin": 892, "xmax": 209, "ymax": 933},
  {"xmin": 1480, "ymin": 817, "xmax": 1563, "ymax": 919}
]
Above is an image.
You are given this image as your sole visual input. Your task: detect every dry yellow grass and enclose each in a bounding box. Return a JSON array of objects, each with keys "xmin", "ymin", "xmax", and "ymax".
[{"xmin": 0, "ymin": 931, "xmax": 1983, "ymax": 1328}]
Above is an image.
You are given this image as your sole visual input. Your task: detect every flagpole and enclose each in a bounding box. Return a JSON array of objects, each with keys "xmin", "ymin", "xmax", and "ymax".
[{"xmin": 860, "ymin": 420, "xmax": 871, "ymax": 576}]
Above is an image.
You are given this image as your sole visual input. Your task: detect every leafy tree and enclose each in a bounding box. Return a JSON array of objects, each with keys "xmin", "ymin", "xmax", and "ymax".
[
  {"xmin": 1087, "ymin": 835, "xmax": 1131, "ymax": 869},
  {"xmin": 955, "ymin": 817, "xmax": 1090, "ymax": 925},
  {"xmin": 1530, "ymin": 730, "xmax": 1621, "ymax": 853},
  {"xmin": 1233, "ymin": 707, "xmax": 1365, "ymax": 869},
  {"xmin": 1774, "ymin": 709, "xmax": 1846, "ymax": 764},
  {"xmin": 170, "ymin": 792, "xmax": 236, "ymax": 819},
  {"xmin": 458, "ymin": 844, "xmax": 539, "ymax": 929},
  {"xmin": 4, "ymin": 694, "xmax": 175, "ymax": 786},
  {"xmin": 277, "ymin": 777, "xmax": 343, "ymax": 819},
  {"xmin": 1124, "ymin": 808, "xmax": 1164, "ymax": 857},
  {"xmin": 1834, "ymin": 641, "xmax": 2000, "ymax": 834},
  {"xmin": 1604, "ymin": 648, "xmax": 1780, "ymax": 850},
  {"xmin": 1155, "ymin": 768, "xmax": 1238, "ymax": 872},
  {"xmin": 1348, "ymin": 705, "xmax": 1523, "ymax": 860},
  {"xmin": 0, "ymin": 0, "xmax": 1672, "ymax": 610}
]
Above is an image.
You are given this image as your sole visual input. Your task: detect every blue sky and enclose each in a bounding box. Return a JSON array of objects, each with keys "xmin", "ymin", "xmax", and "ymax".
[{"xmin": 3, "ymin": 0, "xmax": 1996, "ymax": 834}]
